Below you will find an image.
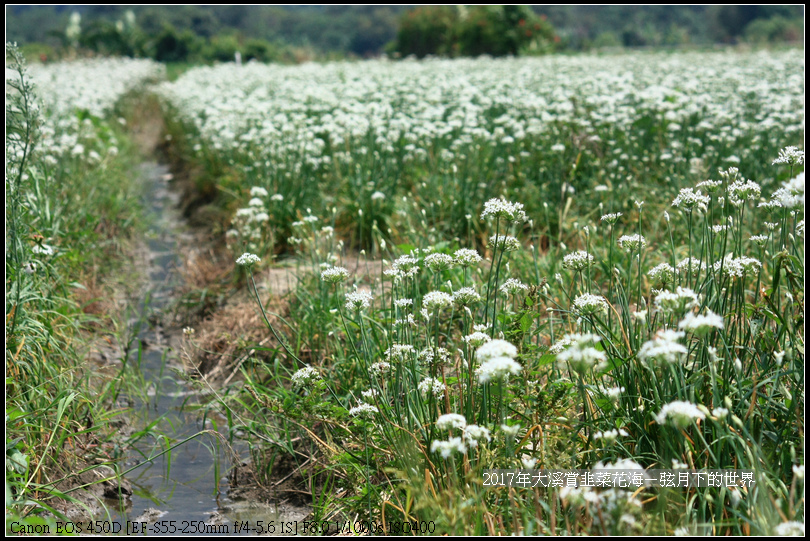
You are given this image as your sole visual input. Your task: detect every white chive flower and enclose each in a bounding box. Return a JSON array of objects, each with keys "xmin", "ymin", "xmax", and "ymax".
[
  {"xmin": 563, "ymin": 250, "xmax": 594, "ymax": 271},
  {"xmin": 638, "ymin": 329, "xmax": 688, "ymax": 366},
  {"xmin": 394, "ymin": 298, "xmax": 413, "ymax": 308},
  {"xmin": 522, "ymin": 457, "xmax": 538, "ymax": 469},
  {"xmin": 453, "ymin": 287, "xmax": 481, "ymax": 306},
  {"xmin": 593, "ymin": 429, "xmax": 629, "ymax": 442},
  {"xmin": 672, "ymin": 188, "xmax": 709, "ymax": 212},
  {"xmin": 384, "ymin": 344, "xmax": 415, "ymax": 362},
  {"xmin": 321, "ymin": 266, "xmax": 349, "ymax": 283},
  {"xmin": 727, "ymin": 179, "xmax": 761, "ymax": 206},
  {"xmin": 618, "ymin": 234, "xmax": 647, "ymax": 253},
  {"xmin": 549, "ymin": 336, "xmax": 575, "ymax": 355},
  {"xmin": 345, "ymin": 290, "xmax": 373, "ymax": 311},
  {"xmin": 593, "ymin": 458, "xmax": 645, "ymax": 472},
  {"xmin": 601, "ymin": 212, "xmax": 622, "ymax": 224},
  {"xmin": 648, "ymin": 262, "xmax": 676, "ymax": 285},
  {"xmin": 349, "ymin": 402, "xmax": 379, "ymax": 419},
  {"xmin": 555, "ymin": 333, "xmax": 607, "ymax": 374},
  {"xmin": 476, "ymin": 339, "xmax": 517, "ymax": 363},
  {"xmin": 463, "ymin": 425, "xmax": 492, "ymax": 447},
  {"xmin": 454, "ymin": 248, "xmax": 482, "ymax": 267},
  {"xmin": 499, "ymin": 278, "xmax": 528, "ymax": 296},
  {"xmin": 291, "ymin": 366, "xmax": 321, "ymax": 390},
  {"xmin": 463, "ymin": 331, "xmax": 491, "ymax": 348},
  {"xmin": 774, "ymin": 522, "xmax": 805, "ymax": 536},
  {"xmin": 654, "ymin": 287, "xmax": 700, "ymax": 313},
  {"xmin": 236, "ymin": 253, "xmax": 261, "ymax": 266},
  {"xmin": 477, "ymin": 356, "xmax": 522, "ymax": 383},
  {"xmin": 370, "ymin": 361, "xmax": 391, "ymax": 376},
  {"xmin": 418, "ymin": 377, "xmax": 446, "ymax": 398},
  {"xmin": 488, "ymin": 235, "xmax": 521, "ymax": 251},
  {"xmin": 596, "ymin": 385, "xmax": 625, "ymax": 403},
  {"xmin": 654, "ymin": 400, "xmax": 706, "ymax": 428},
  {"xmin": 424, "ymin": 253, "xmax": 454, "ymax": 272},
  {"xmin": 713, "ymin": 254, "xmax": 762, "ymax": 278},
  {"xmin": 422, "ymin": 291, "xmax": 453, "ymax": 311},
  {"xmin": 676, "ymin": 257, "xmax": 706, "ymax": 277},
  {"xmin": 772, "ymin": 146, "xmax": 804, "ymax": 166},
  {"xmin": 678, "ymin": 310, "xmax": 724, "ymax": 335},
  {"xmin": 436, "ymin": 413, "xmax": 467, "ymax": 430},
  {"xmin": 430, "ymin": 437, "xmax": 467, "ymax": 459},
  {"xmin": 696, "ymin": 179, "xmax": 723, "ymax": 194},
  {"xmin": 749, "ymin": 234, "xmax": 769, "ymax": 247},
  {"xmin": 767, "ymin": 172, "xmax": 805, "ymax": 209},
  {"xmin": 418, "ymin": 347, "xmax": 450, "ymax": 366},
  {"xmin": 573, "ymin": 293, "xmax": 609, "ymax": 316},
  {"xmin": 480, "ymin": 197, "xmax": 527, "ymax": 223}
]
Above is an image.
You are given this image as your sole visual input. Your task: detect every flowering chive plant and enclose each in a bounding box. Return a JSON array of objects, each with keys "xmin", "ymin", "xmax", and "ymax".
[{"xmin": 208, "ymin": 51, "xmax": 805, "ymax": 534}]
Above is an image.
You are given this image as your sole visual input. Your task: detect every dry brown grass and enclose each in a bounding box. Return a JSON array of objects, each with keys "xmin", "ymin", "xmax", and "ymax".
[
  {"xmin": 182, "ymin": 253, "xmax": 386, "ymax": 382},
  {"xmin": 179, "ymin": 242, "xmax": 233, "ymax": 290},
  {"xmin": 188, "ymin": 299, "xmax": 267, "ymax": 377}
]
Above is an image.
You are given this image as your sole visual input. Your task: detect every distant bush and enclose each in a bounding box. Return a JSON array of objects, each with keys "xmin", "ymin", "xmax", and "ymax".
[
  {"xmin": 19, "ymin": 42, "xmax": 57, "ymax": 63},
  {"xmin": 203, "ymin": 33, "xmax": 241, "ymax": 63},
  {"xmin": 394, "ymin": 5, "xmax": 456, "ymax": 58},
  {"xmin": 456, "ymin": 6, "xmax": 555, "ymax": 57},
  {"xmin": 152, "ymin": 26, "xmax": 199, "ymax": 63},
  {"xmin": 744, "ymin": 16, "xmax": 804, "ymax": 44},
  {"xmin": 243, "ymin": 39, "xmax": 272, "ymax": 62},
  {"xmin": 393, "ymin": 5, "xmax": 557, "ymax": 58}
]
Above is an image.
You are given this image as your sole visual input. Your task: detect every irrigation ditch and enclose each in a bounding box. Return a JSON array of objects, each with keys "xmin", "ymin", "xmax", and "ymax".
[{"xmin": 50, "ymin": 99, "xmax": 313, "ymax": 532}]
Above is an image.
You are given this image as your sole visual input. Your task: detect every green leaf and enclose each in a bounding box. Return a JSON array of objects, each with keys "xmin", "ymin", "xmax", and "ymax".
[
  {"xmin": 592, "ymin": 397, "xmax": 614, "ymax": 412},
  {"xmin": 519, "ymin": 313, "xmax": 533, "ymax": 333},
  {"xmin": 537, "ymin": 354, "xmax": 556, "ymax": 367},
  {"xmin": 5, "ymin": 437, "xmax": 24, "ymax": 450},
  {"xmin": 6, "ymin": 407, "xmax": 25, "ymax": 422},
  {"xmin": 7, "ymin": 448, "xmax": 28, "ymax": 474}
]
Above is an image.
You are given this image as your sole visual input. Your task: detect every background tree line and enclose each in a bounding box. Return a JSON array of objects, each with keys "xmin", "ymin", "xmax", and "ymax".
[{"xmin": 7, "ymin": 5, "xmax": 804, "ymax": 64}]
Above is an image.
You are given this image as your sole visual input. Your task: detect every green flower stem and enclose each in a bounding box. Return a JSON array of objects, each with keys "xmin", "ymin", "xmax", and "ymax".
[{"xmin": 249, "ymin": 271, "xmax": 302, "ymax": 365}]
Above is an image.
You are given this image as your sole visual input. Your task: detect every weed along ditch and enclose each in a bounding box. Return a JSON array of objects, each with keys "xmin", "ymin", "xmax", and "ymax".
[{"xmin": 6, "ymin": 41, "xmax": 805, "ymax": 536}]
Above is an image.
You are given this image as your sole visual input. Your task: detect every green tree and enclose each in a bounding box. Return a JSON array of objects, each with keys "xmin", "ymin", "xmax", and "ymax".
[
  {"xmin": 151, "ymin": 26, "xmax": 199, "ymax": 63},
  {"xmin": 394, "ymin": 5, "xmax": 457, "ymax": 58},
  {"xmin": 394, "ymin": 5, "xmax": 556, "ymax": 58}
]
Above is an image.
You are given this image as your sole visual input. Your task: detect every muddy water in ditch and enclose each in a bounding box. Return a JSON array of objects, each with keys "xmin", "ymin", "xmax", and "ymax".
[{"xmin": 107, "ymin": 162, "xmax": 308, "ymax": 533}]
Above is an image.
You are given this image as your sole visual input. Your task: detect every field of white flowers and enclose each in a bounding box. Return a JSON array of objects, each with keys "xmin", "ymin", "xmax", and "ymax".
[
  {"xmin": 25, "ymin": 58, "xmax": 164, "ymax": 162},
  {"xmin": 157, "ymin": 50, "xmax": 803, "ymax": 257},
  {"xmin": 7, "ymin": 45, "xmax": 804, "ymax": 536},
  {"xmin": 158, "ymin": 49, "xmax": 805, "ymax": 535}
]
